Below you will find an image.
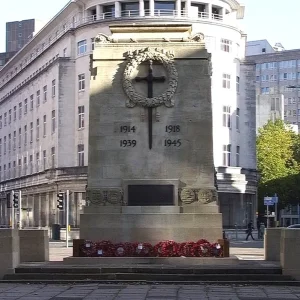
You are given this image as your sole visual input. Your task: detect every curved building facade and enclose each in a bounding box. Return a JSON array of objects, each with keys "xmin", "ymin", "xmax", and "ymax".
[{"xmin": 0, "ymin": 0, "xmax": 256, "ymax": 229}]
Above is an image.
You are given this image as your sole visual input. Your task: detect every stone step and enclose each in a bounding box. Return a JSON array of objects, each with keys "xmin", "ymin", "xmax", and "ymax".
[
  {"xmin": 14, "ymin": 266, "xmax": 282, "ymax": 275},
  {"xmin": 4, "ymin": 272, "xmax": 293, "ymax": 282},
  {"xmin": 1, "ymin": 279, "xmax": 300, "ymax": 286}
]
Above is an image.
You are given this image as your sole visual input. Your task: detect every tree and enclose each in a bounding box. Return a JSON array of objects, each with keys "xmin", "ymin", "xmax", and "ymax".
[{"xmin": 257, "ymin": 120, "xmax": 300, "ymax": 210}]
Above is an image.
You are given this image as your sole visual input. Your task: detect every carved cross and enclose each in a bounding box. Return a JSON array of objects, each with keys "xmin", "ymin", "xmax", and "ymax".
[{"xmin": 135, "ymin": 60, "xmax": 165, "ymax": 149}]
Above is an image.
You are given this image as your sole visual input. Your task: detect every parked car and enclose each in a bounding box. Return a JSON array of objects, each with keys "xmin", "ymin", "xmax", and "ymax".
[{"xmin": 287, "ymin": 224, "xmax": 300, "ymax": 228}]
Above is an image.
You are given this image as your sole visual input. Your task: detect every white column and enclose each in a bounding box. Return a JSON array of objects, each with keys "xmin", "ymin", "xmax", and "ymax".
[
  {"xmin": 176, "ymin": 0, "xmax": 181, "ymax": 17},
  {"xmin": 115, "ymin": 1, "xmax": 121, "ymax": 17},
  {"xmin": 139, "ymin": 0, "xmax": 145, "ymax": 16},
  {"xmin": 96, "ymin": 5, "xmax": 102, "ymax": 20},
  {"xmin": 221, "ymin": 7, "xmax": 225, "ymax": 20},
  {"xmin": 185, "ymin": 0, "xmax": 191, "ymax": 18},
  {"xmin": 208, "ymin": 3, "xmax": 212, "ymax": 19},
  {"xmin": 150, "ymin": 0, "xmax": 155, "ymax": 16}
]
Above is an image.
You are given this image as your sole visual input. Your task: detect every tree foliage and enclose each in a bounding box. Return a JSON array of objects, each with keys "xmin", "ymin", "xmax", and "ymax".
[{"xmin": 257, "ymin": 120, "xmax": 300, "ymax": 210}]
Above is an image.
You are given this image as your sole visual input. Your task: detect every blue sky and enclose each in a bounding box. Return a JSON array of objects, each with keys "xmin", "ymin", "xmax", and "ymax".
[{"xmin": 0, "ymin": 0, "xmax": 299, "ymax": 52}]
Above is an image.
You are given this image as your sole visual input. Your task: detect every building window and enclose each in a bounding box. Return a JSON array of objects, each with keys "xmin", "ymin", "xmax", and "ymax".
[
  {"xmin": 13, "ymin": 161, "xmax": 16, "ymax": 178},
  {"xmin": 24, "ymin": 125, "xmax": 27, "ymax": 145},
  {"xmin": 30, "ymin": 95, "xmax": 34, "ymax": 110},
  {"xmin": 222, "ymin": 144, "xmax": 231, "ymax": 166},
  {"xmin": 222, "ymin": 106, "xmax": 231, "ymax": 128},
  {"xmin": 8, "ymin": 163, "xmax": 11, "ymax": 179},
  {"xmin": 8, "ymin": 109, "xmax": 11, "ymax": 124},
  {"xmin": 78, "ymin": 144, "xmax": 84, "ymax": 166},
  {"xmin": 36, "ymin": 152, "xmax": 40, "ymax": 172},
  {"xmin": 4, "ymin": 112, "xmax": 7, "ymax": 126},
  {"xmin": 236, "ymin": 76, "xmax": 240, "ymax": 93},
  {"xmin": 17, "ymin": 158, "xmax": 21, "ymax": 176},
  {"xmin": 43, "ymin": 115, "xmax": 46, "ymax": 136},
  {"xmin": 43, "ymin": 85, "xmax": 47, "ymax": 102},
  {"xmin": 51, "ymin": 147, "xmax": 55, "ymax": 168},
  {"xmin": 8, "ymin": 134, "xmax": 11, "ymax": 152},
  {"xmin": 36, "ymin": 118, "xmax": 40, "ymax": 140},
  {"xmin": 29, "ymin": 155, "xmax": 33, "ymax": 174},
  {"xmin": 78, "ymin": 106, "xmax": 84, "ymax": 128},
  {"xmin": 30, "ymin": 122, "xmax": 33, "ymax": 143},
  {"xmin": 77, "ymin": 40, "xmax": 87, "ymax": 55},
  {"xmin": 13, "ymin": 106, "xmax": 16, "ymax": 120},
  {"xmin": 24, "ymin": 99, "xmax": 27, "ymax": 114},
  {"xmin": 63, "ymin": 48, "xmax": 67, "ymax": 57},
  {"xmin": 36, "ymin": 91, "xmax": 40, "ymax": 106},
  {"xmin": 3, "ymin": 136, "xmax": 6, "ymax": 154},
  {"xmin": 261, "ymin": 87, "xmax": 270, "ymax": 94},
  {"xmin": 0, "ymin": 139, "xmax": 2, "ymax": 156},
  {"xmin": 52, "ymin": 80, "xmax": 56, "ymax": 97},
  {"xmin": 0, "ymin": 115, "xmax": 2, "ymax": 129},
  {"xmin": 13, "ymin": 131, "xmax": 16, "ymax": 150},
  {"xmin": 236, "ymin": 108, "xmax": 240, "ymax": 130},
  {"xmin": 221, "ymin": 39, "xmax": 232, "ymax": 52},
  {"xmin": 18, "ymin": 128, "xmax": 21, "ymax": 148},
  {"xmin": 23, "ymin": 157, "xmax": 27, "ymax": 176},
  {"xmin": 43, "ymin": 150, "xmax": 47, "ymax": 170},
  {"xmin": 222, "ymin": 74, "xmax": 231, "ymax": 89},
  {"xmin": 19, "ymin": 102, "xmax": 22, "ymax": 119},
  {"xmin": 51, "ymin": 110, "xmax": 56, "ymax": 133},
  {"xmin": 78, "ymin": 74, "xmax": 85, "ymax": 91},
  {"xmin": 3, "ymin": 165, "xmax": 6, "ymax": 180},
  {"xmin": 236, "ymin": 146, "xmax": 240, "ymax": 167}
]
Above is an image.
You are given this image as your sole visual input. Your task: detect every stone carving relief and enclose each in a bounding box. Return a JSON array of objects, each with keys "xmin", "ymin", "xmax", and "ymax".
[
  {"xmin": 180, "ymin": 188, "xmax": 196, "ymax": 204},
  {"xmin": 179, "ymin": 188, "xmax": 217, "ymax": 205},
  {"xmin": 182, "ymin": 32, "xmax": 205, "ymax": 43},
  {"xmin": 197, "ymin": 189, "xmax": 217, "ymax": 205},
  {"xmin": 87, "ymin": 188, "xmax": 124, "ymax": 206},
  {"xmin": 94, "ymin": 33, "xmax": 112, "ymax": 44},
  {"xmin": 123, "ymin": 48, "xmax": 178, "ymax": 108}
]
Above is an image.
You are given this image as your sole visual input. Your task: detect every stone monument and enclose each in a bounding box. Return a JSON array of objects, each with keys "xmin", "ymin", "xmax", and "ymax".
[{"xmin": 81, "ymin": 24, "xmax": 222, "ymax": 243}]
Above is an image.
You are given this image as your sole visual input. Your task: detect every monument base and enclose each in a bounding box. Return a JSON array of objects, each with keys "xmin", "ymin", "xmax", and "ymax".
[
  {"xmin": 80, "ymin": 206, "xmax": 222, "ymax": 243},
  {"xmin": 63, "ymin": 256, "xmax": 237, "ymax": 266}
]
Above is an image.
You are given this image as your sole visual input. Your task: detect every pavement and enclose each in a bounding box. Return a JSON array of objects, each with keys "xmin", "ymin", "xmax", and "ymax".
[{"xmin": 1, "ymin": 283, "xmax": 300, "ymax": 299}]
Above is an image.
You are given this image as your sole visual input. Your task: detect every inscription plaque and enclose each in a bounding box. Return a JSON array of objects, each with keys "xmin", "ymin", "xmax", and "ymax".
[{"xmin": 128, "ymin": 185, "xmax": 174, "ymax": 206}]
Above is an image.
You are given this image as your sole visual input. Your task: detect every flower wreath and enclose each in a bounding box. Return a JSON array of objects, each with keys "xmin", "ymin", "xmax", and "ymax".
[{"xmin": 123, "ymin": 48, "xmax": 178, "ymax": 108}]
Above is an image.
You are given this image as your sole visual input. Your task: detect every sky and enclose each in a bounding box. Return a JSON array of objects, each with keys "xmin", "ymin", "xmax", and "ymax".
[{"xmin": 0, "ymin": 0, "xmax": 300, "ymax": 52}]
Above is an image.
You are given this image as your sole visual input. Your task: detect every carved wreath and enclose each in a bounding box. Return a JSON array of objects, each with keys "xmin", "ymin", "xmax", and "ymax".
[{"xmin": 123, "ymin": 48, "xmax": 178, "ymax": 108}]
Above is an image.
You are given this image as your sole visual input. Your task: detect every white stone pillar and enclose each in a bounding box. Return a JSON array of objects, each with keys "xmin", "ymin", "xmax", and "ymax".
[
  {"xmin": 96, "ymin": 4, "xmax": 101, "ymax": 20},
  {"xmin": 185, "ymin": 0, "xmax": 191, "ymax": 18},
  {"xmin": 139, "ymin": 0, "xmax": 145, "ymax": 17},
  {"xmin": 176, "ymin": 0, "xmax": 181, "ymax": 17},
  {"xmin": 208, "ymin": 3, "xmax": 212, "ymax": 19},
  {"xmin": 221, "ymin": 7, "xmax": 225, "ymax": 20},
  {"xmin": 150, "ymin": 0, "xmax": 155, "ymax": 16},
  {"xmin": 115, "ymin": 2, "xmax": 121, "ymax": 17}
]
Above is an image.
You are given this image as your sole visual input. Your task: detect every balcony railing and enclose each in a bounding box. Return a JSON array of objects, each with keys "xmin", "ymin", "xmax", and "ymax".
[{"xmin": 79, "ymin": 10, "xmax": 223, "ymax": 23}]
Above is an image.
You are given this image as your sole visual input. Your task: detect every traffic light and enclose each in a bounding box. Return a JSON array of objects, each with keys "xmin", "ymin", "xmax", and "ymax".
[
  {"xmin": 13, "ymin": 191, "xmax": 19, "ymax": 209},
  {"xmin": 57, "ymin": 192, "xmax": 64, "ymax": 210}
]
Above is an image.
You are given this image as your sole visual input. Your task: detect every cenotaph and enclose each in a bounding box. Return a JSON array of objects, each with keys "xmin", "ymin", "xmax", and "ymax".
[{"xmin": 81, "ymin": 24, "xmax": 222, "ymax": 243}]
